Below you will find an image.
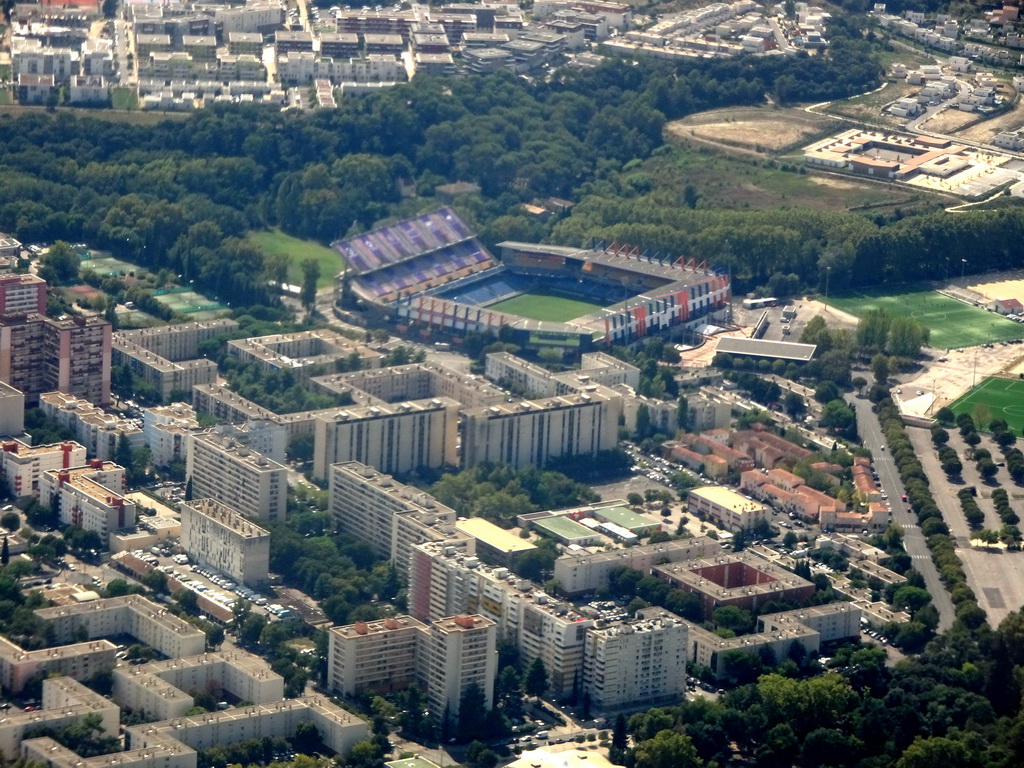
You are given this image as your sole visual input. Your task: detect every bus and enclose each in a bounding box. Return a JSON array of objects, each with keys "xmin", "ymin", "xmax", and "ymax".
[{"xmin": 742, "ymin": 297, "xmax": 778, "ymax": 310}]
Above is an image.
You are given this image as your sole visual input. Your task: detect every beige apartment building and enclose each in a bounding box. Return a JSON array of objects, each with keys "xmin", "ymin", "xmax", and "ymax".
[
  {"xmin": 421, "ymin": 614, "xmax": 497, "ymax": 718},
  {"xmin": 187, "ymin": 430, "xmax": 287, "ymax": 522},
  {"xmin": 313, "ymin": 397, "xmax": 459, "ymax": 480},
  {"xmin": 0, "ymin": 382, "xmax": 24, "ymax": 436},
  {"xmin": 40, "ymin": 391, "xmax": 144, "ymax": 461},
  {"xmin": 180, "ymin": 498, "xmax": 270, "ymax": 587},
  {"xmin": 328, "ymin": 615, "xmax": 427, "ymax": 697},
  {"xmin": 687, "ymin": 485, "xmax": 771, "ymax": 532}
]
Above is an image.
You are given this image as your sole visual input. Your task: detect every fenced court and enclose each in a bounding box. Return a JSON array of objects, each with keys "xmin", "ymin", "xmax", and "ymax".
[
  {"xmin": 948, "ymin": 376, "xmax": 1024, "ymax": 435},
  {"xmin": 80, "ymin": 255, "xmax": 142, "ymax": 276},
  {"xmin": 152, "ymin": 287, "xmax": 228, "ymax": 320},
  {"xmin": 487, "ymin": 292, "xmax": 606, "ymax": 323},
  {"xmin": 825, "ymin": 286, "xmax": 1024, "ymax": 349}
]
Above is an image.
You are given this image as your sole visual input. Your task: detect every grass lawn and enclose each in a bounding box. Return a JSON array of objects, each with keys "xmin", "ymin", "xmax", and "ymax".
[
  {"xmin": 488, "ymin": 292, "xmax": 605, "ymax": 323},
  {"xmin": 247, "ymin": 229, "xmax": 343, "ymax": 289},
  {"xmin": 949, "ymin": 376, "xmax": 1024, "ymax": 435},
  {"xmin": 110, "ymin": 87, "xmax": 138, "ymax": 111},
  {"xmin": 825, "ymin": 286, "xmax": 1024, "ymax": 349}
]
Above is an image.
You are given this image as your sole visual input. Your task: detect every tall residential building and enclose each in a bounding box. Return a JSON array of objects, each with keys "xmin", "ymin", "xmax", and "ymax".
[
  {"xmin": 0, "ymin": 382, "xmax": 24, "ymax": 436},
  {"xmin": 328, "ymin": 615, "xmax": 428, "ymax": 698},
  {"xmin": 327, "ymin": 461, "xmax": 460, "ymax": 577},
  {"xmin": 0, "ymin": 274, "xmax": 46, "ymax": 316},
  {"xmin": 186, "ymin": 430, "xmax": 287, "ymax": 522},
  {"xmin": 39, "ymin": 391, "xmax": 144, "ymax": 461},
  {"xmin": 180, "ymin": 498, "xmax": 271, "ymax": 587},
  {"xmin": 582, "ymin": 608, "xmax": 687, "ymax": 711},
  {"xmin": 0, "ymin": 314, "xmax": 111, "ymax": 405},
  {"xmin": 142, "ymin": 402, "xmax": 198, "ymax": 468},
  {"xmin": 0, "ymin": 438, "xmax": 87, "ymax": 497},
  {"xmin": 460, "ymin": 390, "xmax": 620, "ymax": 470},
  {"xmin": 421, "ymin": 615, "xmax": 497, "ymax": 719},
  {"xmin": 39, "ymin": 461, "xmax": 135, "ymax": 544},
  {"xmin": 312, "ymin": 397, "xmax": 459, "ymax": 480}
]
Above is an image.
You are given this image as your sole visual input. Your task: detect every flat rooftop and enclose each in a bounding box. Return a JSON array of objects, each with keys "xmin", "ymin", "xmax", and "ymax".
[
  {"xmin": 533, "ymin": 515, "xmax": 596, "ymax": 541},
  {"xmin": 456, "ymin": 517, "xmax": 536, "ymax": 554},
  {"xmin": 593, "ymin": 505, "xmax": 657, "ymax": 532},
  {"xmin": 715, "ymin": 337, "xmax": 817, "ymax": 362}
]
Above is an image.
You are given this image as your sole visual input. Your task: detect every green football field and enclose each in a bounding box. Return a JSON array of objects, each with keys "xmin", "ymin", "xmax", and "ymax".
[
  {"xmin": 247, "ymin": 229, "xmax": 344, "ymax": 289},
  {"xmin": 949, "ymin": 376, "xmax": 1024, "ymax": 435},
  {"xmin": 825, "ymin": 287, "xmax": 1024, "ymax": 349},
  {"xmin": 488, "ymin": 292, "xmax": 606, "ymax": 323}
]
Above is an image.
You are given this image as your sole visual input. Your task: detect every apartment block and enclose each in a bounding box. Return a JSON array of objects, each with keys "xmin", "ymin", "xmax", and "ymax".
[
  {"xmin": 180, "ymin": 499, "xmax": 270, "ymax": 587},
  {"xmin": 461, "ymin": 391, "xmax": 619, "ymax": 470},
  {"xmin": 484, "ymin": 351, "xmax": 639, "ymax": 398},
  {"xmin": 37, "ymin": 595, "xmax": 208, "ymax": 660},
  {"xmin": 0, "ymin": 382, "xmax": 25, "ymax": 436},
  {"xmin": 0, "ymin": 439, "xmax": 87, "ymax": 497},
  {"xmin": 328, "ymin": 615, "xmax": 427, "ymax": 697},
  {"xmin": 312, "ymin": 361, "xmax": 506, "ymax": 410},
  {"xmin": 112, "ymin": 320, "xmax": 238, "ymax": 402},
  {"xmin": 0, "ymin": 635, "xmax": 117, "ymax": 694},
  {"xmin": 313, "ymin": 398, "xmax": 459, "ymax": 480},
  {"xmin": 582, "ymin": 608, "xmax": 687, "ymax": 712},
  {"xmin": 0, "ymin": 274, "xmax": 46, "ymax": 316},
  {"xmin": 113, "ymin": 650, "xmax": 284, "ymax": 721},
  {"xmin": 39, "ymin": 461, "xmax": 135, "ymax": 543},
  {"xmin": 226, "ymin": 330, "xmax": 381, "ymax": 383},
  {"xmin": 0, "ymin": 314, "xmax": 111, "ymax": 405},
  {"xmin": 186, "ymin": 430, "xmax": 287, "ymax": 522},
  {"xmin": 39, "ymin": 391, "xmax": 144, "ymax": 461},
  {"xmin": 328, "ymin": 462, "xmax": 460, "ymax": 577},
  {"xmin": 142, "ymin": 402, "xmax": 198, "ymax": 468},
  {"xmin": 421, "ymin": 614, "xmax": 497, "ymax": 719}
]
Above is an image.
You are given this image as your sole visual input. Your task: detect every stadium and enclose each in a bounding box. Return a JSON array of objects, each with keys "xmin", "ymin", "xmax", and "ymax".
[{"xmin": 333, "ymin": 207, "xmax": 731, "ymax": 352}]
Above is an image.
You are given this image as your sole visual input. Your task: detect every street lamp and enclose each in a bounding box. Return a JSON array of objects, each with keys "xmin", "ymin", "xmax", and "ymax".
[
  {"xmin": 961, "ymin": 258, "xmax": 968, "ymax": 282},
  {"xmin": 825, "ymin": 266, "xmax": 831, "ymax": 304}
]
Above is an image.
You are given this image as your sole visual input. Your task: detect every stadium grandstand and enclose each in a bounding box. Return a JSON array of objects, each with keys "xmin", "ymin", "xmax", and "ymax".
[{"xmin": 335, "ymin": 208, "xmax": 731, "ymax": 352}]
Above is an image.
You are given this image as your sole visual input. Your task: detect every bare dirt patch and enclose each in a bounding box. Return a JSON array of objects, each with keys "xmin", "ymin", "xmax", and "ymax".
[
  {"xmin": 956, "ymin": 97, "xmax": 1024, "ymax": 143},
  {"xmin": 968, "ymin": 273, "xmax": 1024, "ymax": 303},
  {"xmin": 920, "ymin": 108, "xmax": 980, "ymax": 135},
  {"xmin": 666, "ymin": 107, "xmax": 832, "ymax": 154}
]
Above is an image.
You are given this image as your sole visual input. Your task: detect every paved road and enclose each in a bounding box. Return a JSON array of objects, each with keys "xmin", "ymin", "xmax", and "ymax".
[{"xmin": 846, "ymin": 392, "xmax": 956, "ymax": 631}]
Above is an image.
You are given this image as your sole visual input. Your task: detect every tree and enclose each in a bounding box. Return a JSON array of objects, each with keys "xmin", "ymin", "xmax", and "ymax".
[
  {"xmin": 206, "ymin": 624, "xmax": 225, "ymax": 649},
  {"xmin": 1, "ymin": 536, "xmax": 8, "ymax": 567},
  {"xmin": 525, "ymin": 656, "xmax": 548, "ymax": 698},
  {"xmin": 38, "ymin": 241, "xmax": 81, "ymax": 285},
  {"xmin": 141, "ymin": 569, "xmax": 167, "ymax": 593},
  {"xmin": 627, "ymin": 492, "xmax": 644, "ymax": 508},
  {"xmin": 457, "ymin": 682, "xmax": 488, "ymax": 742},
  {"xmin": 633, "ymin": 730, "xmax": 701, "ymax": 768},
  {"xmin": 870, "ymin": 354, "xmax": 890, "ymax": 385},
  {"xmin": 184, "ymin": 477, "xmax": 193, "ymax": 501},
  {"xmin": 495, "ymin": 665, "xmax": 523, "ymax": 714},
  {"xmin": 173, "ymin": 588, "xmax": 199, "ymax": 614},
  {"xmin": 300, "ymin": 258, "xmax": 320, "ymax": 311},
  {"xmin": 784, "ymin": 391, "xmax": 806, "ymax": 420},
  {"xmin": 0, "ymin": 512, "xmax": 19, "ymax": 533}
]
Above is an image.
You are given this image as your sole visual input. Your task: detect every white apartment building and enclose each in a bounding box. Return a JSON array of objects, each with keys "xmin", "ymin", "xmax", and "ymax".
[
  {"xmin": 328, "ymin": 615, "xmax": 427, "ymax": 697},
  {"xmin": 180, "ymin": 498, "xmax": 271, "ymax": 587},
  {"xmin": 582, "ymin": 608, "xmax": 687, "ymax": 711},
  {"xmin": 39, "ymin": 391, "xmax": 144, "ymax": 461},
  {"xmin": 328, "ymin": 462, "xmax": 460, "ymax": 577},
  {"xmin": 484, "ymin": 351, "xmax": 640, "ymax": 398},
  {"xmin": 313, "ymin": 398, "xmax": 459, "ymax": 481},
  {"xmin": 421, "ymin": 614, "xmax": 497, "ymax": 718},
  {"xmin": 461, "ymin": 391, "xmax": 620, "ymax": 470},
  {"xmin": 39, "ymin": 461, "xmax": 136, "ymax": 543},
  {"xmin": 0, "ymin": 439, "xmax": 87, "ymax": 498},
  {"xmin": 226, "ymin": 330, "xmax": 381, "ymax": 383},
  {"xmin": 187, "ymin": 430, "xmax": 287, "ymax": 522},
  {"xmin": 37, "ymin": 595, "xmax": 208, "ymax": 660},
  {"xmin": 0, "ymin": 382, "xmax": 24, "ymax": 437},
  {"xmin": 0, "ymin": 635, "xmax": 117, "ymax": 694},
  {"xmin": 142, "ymin": 402, "xmax": 198, "ymax": 468}
]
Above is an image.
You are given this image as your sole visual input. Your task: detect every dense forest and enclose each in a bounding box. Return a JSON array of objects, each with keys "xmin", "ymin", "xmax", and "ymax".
[{"xmin": 0, "ymin": 25, "xmax": 882, "ymax": 307}]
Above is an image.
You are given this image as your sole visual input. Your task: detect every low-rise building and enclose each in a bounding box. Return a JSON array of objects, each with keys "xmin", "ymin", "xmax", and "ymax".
[
  {"xmin": 687, "ymin": 486, "xmax": 770, "ymax": 532},
  {"xmin": 39, "ymin": 391, "xmax": 144, "ymax": 461}
]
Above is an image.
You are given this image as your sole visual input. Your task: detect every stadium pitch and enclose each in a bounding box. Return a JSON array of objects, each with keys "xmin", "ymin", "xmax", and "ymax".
[
  {"xmin": 488, "ymin": 292, "xmax": 606, "ymax": 323},
  {"xmin": 948, "ymin": 376, "xmax": 1024, "ymax": 435},
  {"xmin": 826, "ymin": 286, "xmax": 1024, "ymax": 349}
]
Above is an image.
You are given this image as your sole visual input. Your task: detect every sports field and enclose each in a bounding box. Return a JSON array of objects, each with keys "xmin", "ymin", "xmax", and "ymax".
[
  {"xmin": 488, "ymin": 292, "xmax": 605, "ymax": 323},
  {"xmin": 826, "ymin": 287, "xmax": 1024, "ymax": 349},
  {"xmin": 949, "ymin": 376, "xmax": 1024, "ymax": 435},
  {"xmin": 153, "ymin": 288, "xmax": 228, "ymax": 320},
  {"xmin": 247, "ymin": 229, "xmax": 343, "ymax": 289},
  {"xmin": 81, "ymin": 256, "xmax": 142, "ymax": 276}
]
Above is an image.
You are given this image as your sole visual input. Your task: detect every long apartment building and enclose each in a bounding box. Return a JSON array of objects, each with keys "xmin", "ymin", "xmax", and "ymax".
[
  {"xmin": 40, "ymin": 391, "xmax": 144, "ymax": 461},
  {"xmin": 226, "ymin": 330, "xmax": 382, "ymax": 382},
  {"xmin": 327, "ymin": 461, "xmax": 461, "ymax": 577},
  {"xmin": 460, "ymin": 389, "xmax": 620, "ymax": 470},
  {"xmin": 39, "ymin": 460, "xmax": 136, "ymax": 543},
  {"xmin": 0, "ymin": 438, "xmax": 87, "ymax": 497},
  {"xmin": 186, "ymin": 430, "xmax": 287, "ymax": 522},
  {"xmin": 313, "ymin": 398, "xmax": 459, "ymax": 481},
  {"xmin": 113, "ymin": 319, "xmax": 238, "ymax": 402},
  {"xmin": 328, "ymin": 613, "xmax": 497, "ymax": 719},
  {"xmin": 0, "ymin": 314, "xmax": 111, "ymax": 405},
  {"xmin": 0, "ymin": 635, "xmax": 117, "ymax": 694},
  {"xmin": 0, "ymin": 382, "xmax": 23, "ymax": 437},
  {"xmin": 485, "ymin": 351, "xmax": 640, "ymax": 397},
  {"xmin": 180, "ymin": 498, "xmax": 270, "ymax": 587},
  {"xmin": 312, "ymin": 361, "xmax": 507, "ymax": 409}
]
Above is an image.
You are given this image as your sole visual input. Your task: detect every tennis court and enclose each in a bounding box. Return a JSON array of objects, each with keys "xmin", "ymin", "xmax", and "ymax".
[
  {"xmin": 825, "ymin": 286, "xmax": 1024, "ymax": 349},
  {"xmin": 948, "ymin": 376, "xmax": 1024, "ymax": 434},
  {"xmin": 152, "ymin": 288, "xmax": 228, "ymax": 320},
  {"xmin": 81, "ymin": 256, "xmax": 142, "ymax": 276}
]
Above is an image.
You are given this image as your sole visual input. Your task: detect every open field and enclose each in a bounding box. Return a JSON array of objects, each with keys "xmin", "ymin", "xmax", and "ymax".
[
  {"xmin": 488, "ymin": 292, "xmax": 605, "ymax": 323},
  {"xmin": 955, "ymin": 96, "xmax": 1024, "ymax": 143},
  {"xmin": 641, "ymin": 139, "xmax": 927, "ymax": 213},
  {"xmin": 919, "ymin": 107, "xmax": 979, "ymax": 135},
  {"xmin": 825, "ymin": 286, "xmax": 1024, "ymax": 348},
  {"xmin": 111, "ymin": 87, "xmax": 138, "ymax": 111},
  {"xmin": 247, "ymin": 229, "xmax": 343, "ymax": 289},
  {"xmin": 949, "ymin": 376, "xmax": 1024, "ymax": 435},
  {"xmin": 665, "ymin": 107, "xmax": 834, "ymax": 153},
  {"xmin": 823, "ymin": 80, "xmax": 918, "ymax": 127}
]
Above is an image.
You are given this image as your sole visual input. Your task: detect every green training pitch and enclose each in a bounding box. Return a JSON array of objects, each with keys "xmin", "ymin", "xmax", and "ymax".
[
  {"xmin": 948, "ymin": 376, "xmax": 1024, "ymax": 436},
  {"xmin": 825, "ymin": 286, "xmax": 1024, "ymax": 349},
  {"xmin": 247, "ymin": 230, "xmax": 344, "ymax": 290},
  {"xmin": 488, "ymin": 292, "xmax": 606, "ymax": 323}
]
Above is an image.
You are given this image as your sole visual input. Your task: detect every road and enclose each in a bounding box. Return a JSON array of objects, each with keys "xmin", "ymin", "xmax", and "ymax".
[{"xmin": 845, "ymin": 390, "xmax": 956, "ymax": 631}]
